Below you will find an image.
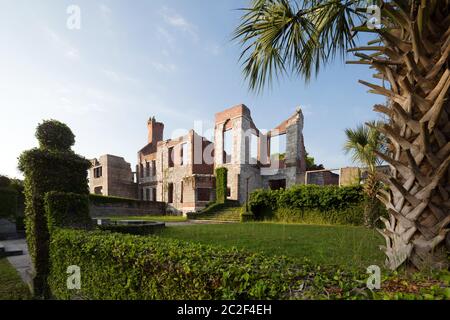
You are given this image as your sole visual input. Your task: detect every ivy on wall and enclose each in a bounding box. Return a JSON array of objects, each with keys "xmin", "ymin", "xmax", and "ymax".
[{"xmin": 215, "ymin": 167, "xmax": 227, "ymax": 204}]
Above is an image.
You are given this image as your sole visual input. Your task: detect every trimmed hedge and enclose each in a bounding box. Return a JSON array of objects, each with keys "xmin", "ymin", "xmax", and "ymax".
[
  {"xmin": 98, "ymin": 223, "xmax": 164, "ymax": 235},
  {"xmin": 0, "ymin": 187, "xmax": 17, "ymax": 219},
  {"xmin": 215, "ymin": 167, "xmax": 227, "ymax": 204},
  {"xmin": 45, "ymin": 192, "xmax": 92, "ymax": 232},
  {"xmin": 48, "ymin": 228, "xmax": 372, "ymax": 300},
  {"xmin": 248, "ymin": 185, "xmax": 365, "ymax": 225},
  {"xmin": 89, "ymin": 194, "xmax": 142, "ymax": 206},
  {"xmin": 18, "ymin": 120, "xmax": 91, "ymax": 298},
  {"xmin": 273, "ymin": 205, "xmax": 364, "ymax": 226}
]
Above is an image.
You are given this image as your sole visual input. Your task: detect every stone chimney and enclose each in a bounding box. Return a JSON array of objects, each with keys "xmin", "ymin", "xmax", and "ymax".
[{"xmin": 147, "ymin": 116, "xmax": 164, "ymax": 144}]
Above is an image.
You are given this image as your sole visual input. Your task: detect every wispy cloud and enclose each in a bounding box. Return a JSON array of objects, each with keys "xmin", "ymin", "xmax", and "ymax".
[
  {"xmin": 101, "ymin": 69, "xmax": 141, "ymax": 85},
  {"xmin": 159, "ymin": 6, "xmax": 198, "ymax": 42},
  {"xmin": 43, "ymin": 26, "xmax": 80, "ymax": 60},
  {"xmin": 99, "ymin": 3, "xmax": 113, "ymax": 34},
  {"xmin": 156, "ymin": 26, "xmax": 176, "ymax": 47},
  {"xmin": 205, "ymin": 44, "xmax": 221, "ymax": 56},
  {"xmin": 150, "ymin": 62, "xmax": 177, "ymax": 73}
]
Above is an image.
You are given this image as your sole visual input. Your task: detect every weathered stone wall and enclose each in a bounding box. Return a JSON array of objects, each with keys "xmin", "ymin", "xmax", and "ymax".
[
  {"xmin": 339, "ymin": 167, "xmax": 361, "ymax": 186},
  {"xmin": 89, "ymin": 155, "xmax": 137, "ymax": 199},
  {"xmin": 214, "ymin": 105, "xmax": 307, "ymax": 204}
]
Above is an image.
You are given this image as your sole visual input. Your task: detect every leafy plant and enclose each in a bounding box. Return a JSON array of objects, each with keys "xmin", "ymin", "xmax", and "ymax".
[
  {"xmin": 215, "ymin": 167, "xmax": 228, "ymax": 204},
  {"xmin": 18, "ymin": 120, "xmax": 90, "ymax": 298}
]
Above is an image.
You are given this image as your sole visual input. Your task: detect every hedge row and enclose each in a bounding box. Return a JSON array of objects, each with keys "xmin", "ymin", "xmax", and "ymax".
[
  {"xmin": 98, "ymin": 223, "xmax": 164, "ymax": 235},
  {"xmin": 48, "ymin": 228, "xmax": 373, "ymax": 300},
  {"xmin": 248, "ymin": 185, "xmax": 365, "ymax": 225},
  {"xmin": 45, "ymin": 192, "xmax": 92, "ymax": 232},
  {"xmin": 89, "ymin": 194, "xmax": 142, "ymax": 206},
  {"xmin": 0, "ymin": 187, "xmax": 18, "ymax": 219}
]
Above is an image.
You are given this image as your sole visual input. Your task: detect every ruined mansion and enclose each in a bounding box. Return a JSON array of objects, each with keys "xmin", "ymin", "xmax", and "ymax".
[{"xmin": 89, "ymin": 104, "xmax": 309, "ymax": 213}]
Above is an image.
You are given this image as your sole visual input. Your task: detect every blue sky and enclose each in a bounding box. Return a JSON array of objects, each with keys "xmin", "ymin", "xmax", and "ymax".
[{"xmin": 0, "ymin": 0, "xmax": 384, "ymax": 178}]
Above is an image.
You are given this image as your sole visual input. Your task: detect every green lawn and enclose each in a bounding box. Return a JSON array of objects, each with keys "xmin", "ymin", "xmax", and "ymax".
[
  {"xmin": 155, "ymin": 222, "xmax": 384, "ymax": 270},
  {"xmin": 108, "ymin": 215, "xmax": 187, "ymax": 222},
  {"xmin": 0, "ymin": 258, "xmax": 31, "ymax": 300}
]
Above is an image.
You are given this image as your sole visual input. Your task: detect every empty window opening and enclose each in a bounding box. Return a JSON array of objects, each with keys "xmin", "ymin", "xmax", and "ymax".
[
  {"xmin": 146, "ymin": 162, "xmax": 150, "ymax": 177},
  {"xmin": 197, "ymin": 188, "xmax": 211, "ymax": 202},
  {"xmin": 152, "ymin": 160, "xmax": 156, "ymax": 176},
  {"xmin": 168, "ymin": 147, "xmax": 175, "ymax": 168},
  {"xmin": 145, "ymin": 188, "xmax": 150, "ymax": 201},
  {"xmin": 250, "ymin": 134, "xmax": 258, "ymax": 164},
  {"xmin": 269, "ymin": 134, "xmax": 287, "ymax": 162},
  {"xmin": 180, "ymin": 181, "xmax": 184, "ymax": 203},
  {"xmin": 152, "ymin": 188, "xmax": 157, "ymax": 202},
  {"xmin": 94, "ymin": 186, "xmax": 103, "ymax": 195},
  {"xmin": 93, "ymin": 167, "xmax": 102, "ymax": 178},
  {"xmin": 168, "ymin": 183, "xmax": 174, "ymax": 203},
  {"xmin": 180, "ymin": 143, "xmax": 188, "ymax": 166},
  {"xmin": 223, "ymin": 129, "xmax": 232, "ymax": 164},
  {"xmin": 269, "ymin": 179, "xmax": 286, "ymax": 190}
]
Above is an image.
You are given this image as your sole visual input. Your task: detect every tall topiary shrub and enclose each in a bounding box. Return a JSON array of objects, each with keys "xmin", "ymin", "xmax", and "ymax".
[
  {"xmin": 215, "ymin": 167, "xmax": 227, "ymax": 204},
  {"xmin": 18, "ymin": 120, "xmax": 91, "ymax": 298}
]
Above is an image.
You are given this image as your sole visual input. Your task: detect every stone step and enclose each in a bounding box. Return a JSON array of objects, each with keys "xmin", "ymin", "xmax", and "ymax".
[{"xmin": 0, "ymin": 244, "xmax": 23, "ymax": 258}]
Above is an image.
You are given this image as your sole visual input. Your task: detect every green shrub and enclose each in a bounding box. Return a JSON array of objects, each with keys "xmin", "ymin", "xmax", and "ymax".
[
  {"xmin": 215, "ymin": 167, "xmax": 227, "ymax": 204},
  {"xmin": 248, "ymin": 185, "xmax": 365, "ymax": 225},
  {"xmin": 48, "ymin": 228, "xmax": 371, "ymax": 300},
  {"xmin": 35, "ymin": 119, "xmax": 75, "ymax": 151},
  {"xmin": 273, "ymin": 204, "xmax": 364, "ymax": 226},
  {"xmin": 0, "ymin": 187, "xmax": 17, "ymax": 219},
  {"xmin": 98, "ymin": 224, "xmax": 164, "ymax": 235},
  {"xmin": 18, "ymin": 120, "xmax": 90, "ymax": 298},
  {"xmin": 240, "ymin": 212, "xmax": 254, "ymax": 222},
  {"xmin": 89, "ymin": 194, "xmax": 142, "ymax": 206},
  {"xmin": 45, "ymin": 192, "xmax": 92, "ymax": 232},
  {"xmin": 0, "ymin": 175, "xmax": 11, "ymax": 188}
]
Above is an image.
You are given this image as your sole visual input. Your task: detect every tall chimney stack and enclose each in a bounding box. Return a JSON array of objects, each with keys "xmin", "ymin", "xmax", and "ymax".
[{"xmin": 147, "ymin": 116, "xmax": 164, "ymax": 144}]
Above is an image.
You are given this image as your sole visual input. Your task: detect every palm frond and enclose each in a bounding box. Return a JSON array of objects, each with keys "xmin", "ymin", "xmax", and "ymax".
[{"xmin": 233, "ymin": 0, "xmax": 368, "ymax": 91}]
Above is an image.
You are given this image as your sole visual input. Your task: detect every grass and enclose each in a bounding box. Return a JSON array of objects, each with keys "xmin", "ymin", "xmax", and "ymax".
[
  {"xmin": 109, "ymin": 215, "xmax": 187, "ymax": 222},
  {"xmin": 155, "ymin": 222, "xmax": 384, "ymax": 270},
  {"xmin": 0, "ymin": 258, "xmax": 31, "ymax": 300}
]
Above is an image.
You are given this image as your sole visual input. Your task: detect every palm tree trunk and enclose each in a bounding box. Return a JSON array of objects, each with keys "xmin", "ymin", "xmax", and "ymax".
[
  {"xmin": 363, "ymin": 170, "xmax": 381, "ymax": 228},
  {"xmin": 350, "ymin": 3, "xmax": 450, "ymax": 270}
]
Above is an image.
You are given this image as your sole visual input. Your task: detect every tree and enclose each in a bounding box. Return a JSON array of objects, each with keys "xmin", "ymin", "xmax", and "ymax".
[
  {"xmin": 234, "ymin": 1, "xmax": 450, "ymax": 270},
  {"xmin": 305, "ymin": 152, "xmax": 325, "ymax": 171},
  {"xmin": 344, "ymin": 121, "xmax": 386, "ymax": 227}
]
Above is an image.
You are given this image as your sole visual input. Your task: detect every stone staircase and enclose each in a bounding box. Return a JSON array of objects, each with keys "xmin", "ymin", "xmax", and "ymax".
[
  {"xmin": 190, "ymin": 201, "xmax": 242, "ymax": 222},
  {"xmin": 0, "ymin": 219, "xmax": 25, "ymax": 257},
  {"xmin": 0, "ymin": 243, "xmax": 23, "ymax": 258}
]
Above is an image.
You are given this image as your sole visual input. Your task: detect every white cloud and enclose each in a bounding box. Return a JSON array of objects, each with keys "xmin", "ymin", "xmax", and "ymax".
[
  {"xmin": 43, "ymin": 26, "xmax": 80, "ymax": 61},
  {"xmin": 156, "ymin": 26, "xmax": 176, "ymax": 47},
  {"xmin": 99, "ymin": 4, "xmax": 112, "ymax": 18},
  {"xmin": 159, "ymin": 6, "xmax": 198, "ymax": 42},
  {"xmin": 101, "ymin": 69, "xmax": 141, "ymax": 85},
  {"xmin": 205, "ymin": 44, "xmax": 221, "ymax": 56},
  {"xmin": 150, "ymin": 62, "xmax": 177, "ymax": 73}
]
